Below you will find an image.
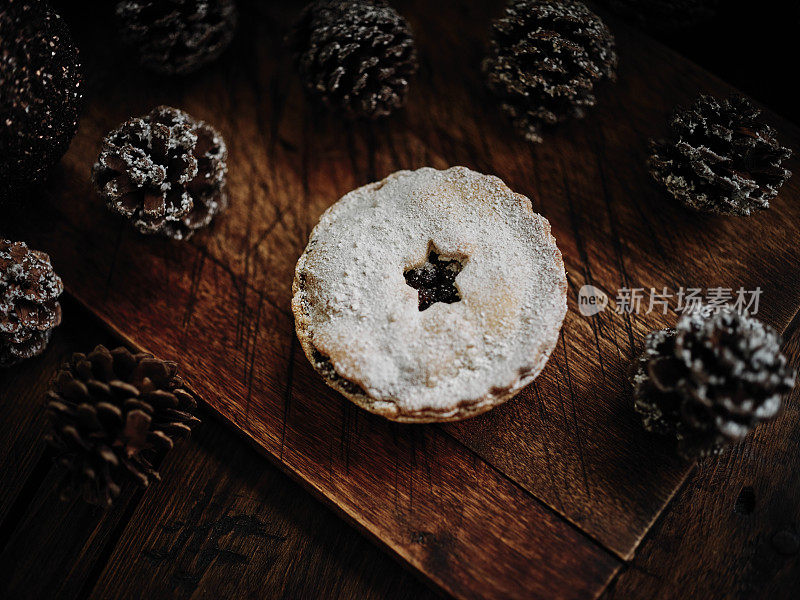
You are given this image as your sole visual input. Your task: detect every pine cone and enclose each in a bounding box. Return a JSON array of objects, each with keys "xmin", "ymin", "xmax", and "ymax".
[
  {"xmin": 288, "ymin": 0, "xmax": 419, "ymax": 119},
  {"xmin": 92, "ymin": 106, "xmax": 228, "ymax": 240},
  {"xmin": 483, "ymin": 0, "xmax": 617, "ymax": 143},
  {"xmin": 45, "ymin": 345, "xmax": 201, "ymax": 506},
  {"xmin": 649, "ymin": 95, "xmax": 792, "ymax": 216},
  {"xmin": 0, "ymin": 0, "xmax": 83, "ymax": 199},
  {"xmin": 633, "ymin": 310, "xmax": 796, "ymax": 457},
  {"xmin": 115, "ymin": 0, "xmax": 238, "ymax": 75},
  {"xmin": 600, "ymin": 0, "xmax": 719, "ymax": 31},
  {"xmin": 1, "ymin": 240, "xmax": 64, "ymax": 368}
]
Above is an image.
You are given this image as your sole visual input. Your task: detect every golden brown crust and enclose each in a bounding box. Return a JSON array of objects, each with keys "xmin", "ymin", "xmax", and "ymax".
[{"xmin": 291, "ymin": 167, "xmax": 567, "ymax": 422}]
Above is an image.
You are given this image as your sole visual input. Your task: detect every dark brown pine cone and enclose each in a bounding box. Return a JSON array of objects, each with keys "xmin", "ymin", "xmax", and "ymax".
[
  {"xmin": 288, "ymin": 0, "xmax": 418, "ymax": 119},
  {"xmin": 600, "ymin": 0, "xmax": 719, "ymax": 31},
  {"xmin": 483, "ymin": 0, "xmax": 617, "ymax": 143},
  {"xmin": 45, "ymin": 345, "xmax": 201, "ymax": 507},
  {"xmin": 649, "ymin": 94, "xmax": 792, "ymax": 216},
  {"xmin": 92, "ymin": 106, "xmax": 228, "ymax": 240},
  {"xmin": 633, "ymin": 309, "xmax": 796, "ymax": 457},
  {"xmin": 1, "ymin": 240, "xmax": 64, "ymax": 368},
  {"xmin": 115, "ymin": 0, "xmax": 238, "ymax": 75},
  {"xmin": 0, "ymin": 0, "xmax": 83, "ymax": 199}
]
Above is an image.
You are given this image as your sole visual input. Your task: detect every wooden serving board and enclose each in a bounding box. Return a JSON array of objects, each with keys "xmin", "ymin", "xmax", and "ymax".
[{"xmin": 6, "ymin": 1, "xmax": 800, "ymax": 598}]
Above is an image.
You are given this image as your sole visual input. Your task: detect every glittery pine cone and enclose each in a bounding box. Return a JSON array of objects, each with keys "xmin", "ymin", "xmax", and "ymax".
[
  {"xmin": 649, "ymin": 94, "xmax": 792, "ymax": 216},
  {"xmin": 0, "ymin": 0, "xmax": 83, "ymax": 198},
  {"xmin": 1, "ymin": 240, "xmax": 64, "ymax": 368},
  {"xmin": 45, "ymin": 345, "xmax": 201, "ymax": 507},
  {"xmin": 483, "ymin": 0, "xmax": 617, "ymax": 143},
  {"xmin": 115, "ymin": 0, "xmax": 238, "ymax": 75},
  {"xmin": 92, "ymin": 106, "xmax": 228, "ymax": 240},
  {"xmin": 289, "ymin": 0, "xmax": 419, "ymax": 119},
  {"xmin": 633, "ymin": 309, "xmax": 796, "ymax": 457}
]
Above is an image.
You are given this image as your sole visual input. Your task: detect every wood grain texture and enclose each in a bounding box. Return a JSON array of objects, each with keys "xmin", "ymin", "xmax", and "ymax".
[
  {"xmin": 87, "ymin": 411, "xmax": 440, "ymax": 600},
  {"xmin": 0, "ymin": 335, "xmax": 60, "ymax": 526},
  {"xmin": 0, "ymin": 466, "xmax": 142, "ymax": 600},
  {"xmin": 0, "ymin": 301, "xmax": 438, "ymax": 600},
  {"xmin": 3, "ymin": 0, "xmax": 800, "ymax": 597},
  {"xmin": 600, "ymin": 318, "xmax": 800, "ymax": 599}
]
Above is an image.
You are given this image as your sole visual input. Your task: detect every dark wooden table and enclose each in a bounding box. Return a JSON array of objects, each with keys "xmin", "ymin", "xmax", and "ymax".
[
  {"xmin": 2, "ymin": 1, "xmax": 799, "ymax": 599},
  {"xmin": 2, "ymin": 298, "xmax": 798, "ymax": 599}
]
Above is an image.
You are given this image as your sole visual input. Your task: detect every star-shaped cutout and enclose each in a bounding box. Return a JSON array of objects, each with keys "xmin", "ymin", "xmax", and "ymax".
[{"xmin": 404, "ymin": 246, "xmax": 465, "ymax": 311}]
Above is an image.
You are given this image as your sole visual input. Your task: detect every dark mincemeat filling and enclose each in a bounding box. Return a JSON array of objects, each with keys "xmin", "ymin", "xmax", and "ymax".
[
  {"xmin": 403, "ymin": 250, "xmax": 463, "ymax": 311},
  {"xmin": 311, "ymin": 349, "xmax": 366, "ymax": 396}
]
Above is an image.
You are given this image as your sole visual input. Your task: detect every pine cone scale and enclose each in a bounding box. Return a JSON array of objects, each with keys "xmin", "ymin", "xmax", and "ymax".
[
  {"xmin": 96, "ymin": 403, "xmax": 124, "ymax": 431},
  {"xmin": 148, "ymin": 430, "xmax": 174, "ymax": 450}
]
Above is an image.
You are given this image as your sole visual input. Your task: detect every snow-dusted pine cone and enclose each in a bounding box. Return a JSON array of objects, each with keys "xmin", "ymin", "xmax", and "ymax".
[
  {"xmin": 92, "ymin": 106, "xmax": 228, "ymax": 240},
  {"xmin": 1, "ymin": 0, "xmax": 83, "ymax": 198},
  {"xmin": 1, "ymin": 240, "xmax": 63, "ymax": 367},
  {"xmin": 483, "ymin": 0, "xmax": 617, "ymax": 143},
  {"xmin": 115, "ymin": 0, "xmax": 238, "ymax": 75},
  {"xmin": 649, "ymin": 94, "xmax": 792, "ymax": 216},
  {"xmin": 45, "ymin": 345, "xmax": 201, "ymax": 506},
  {"xmin": 289, "ymin": 0, "xmax": 418, "ymax": 118},
  {"xmin": 633, "ymin": 309, "xmax": 796, "ymax": 457}
]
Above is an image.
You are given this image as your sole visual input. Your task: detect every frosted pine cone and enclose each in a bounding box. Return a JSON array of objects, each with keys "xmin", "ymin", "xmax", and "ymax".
[
  {"xmin": 1, "ymin": 240, "xmax": 64, "ymax": 367},
  {"xmin": 45, "ymin": 345, "xmax": 201, "ymax": 506},
  {"xmin": 633, "ymin": 309, "xmax": 796, "ymax": 457},
  {"xmin": 649, "ymin": 94, "xmax": 792, "ymax": 216},
  {"xmin": 483, "ymin": 0, "xmax": 617, "ymax": 143},
  {"xmin": 115, "ymin": 0, "xmax": 238, "ymax": 75},
  {"xmin": 1, "ymin": 0, "xmax": 83, "ymax": 198},
  {"xmin": 289, "ymin": 0, "xmax": 418, "ymax": 119},
  {"xmin": 92, "ymin": 106, "xmax": 228, "ymax": 240}
]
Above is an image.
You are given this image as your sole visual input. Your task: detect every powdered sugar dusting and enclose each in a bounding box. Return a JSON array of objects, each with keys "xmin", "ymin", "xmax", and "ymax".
[{"xmin": 292, "ymin": 167, "xmax": 567, "ymax": 419}]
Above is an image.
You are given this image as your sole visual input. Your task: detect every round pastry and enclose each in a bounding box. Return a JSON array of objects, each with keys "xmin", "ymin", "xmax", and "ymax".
[{"xmin": 292, "ymin": 166, "xmax": 567, "ymax": 422}]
